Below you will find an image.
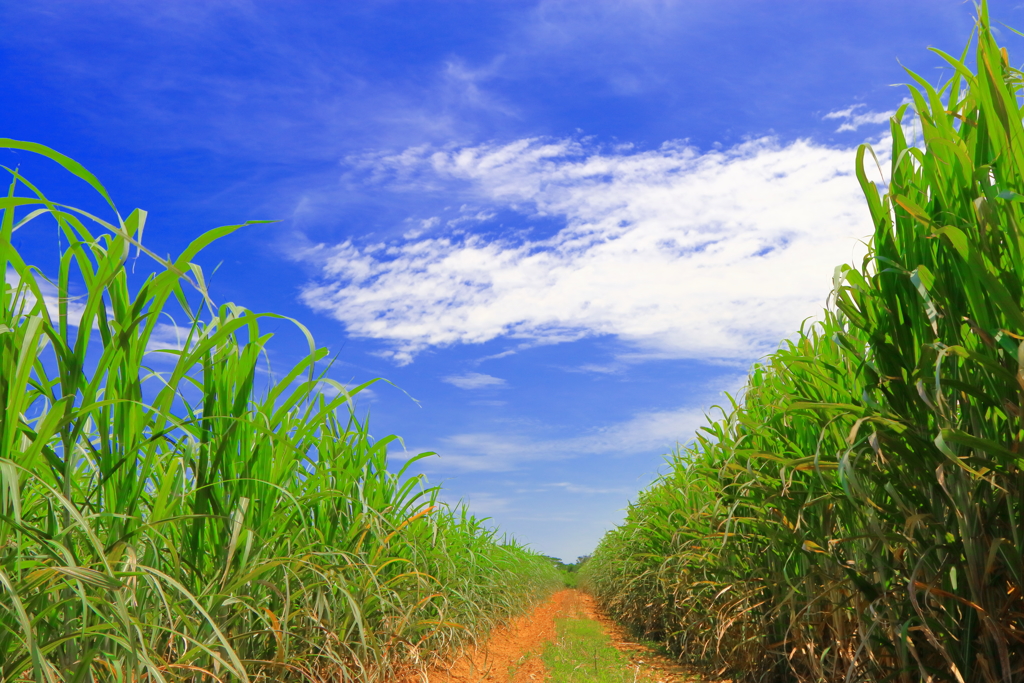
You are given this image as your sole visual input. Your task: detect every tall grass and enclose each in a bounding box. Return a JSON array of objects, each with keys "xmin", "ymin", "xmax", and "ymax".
[
  {"xmin": 582, "ymin": 6, "xmax": 1024, "ymax": 683},
  {"xmin": 0, "ymin": 140, "xmax": 560, "ymax": 682}
]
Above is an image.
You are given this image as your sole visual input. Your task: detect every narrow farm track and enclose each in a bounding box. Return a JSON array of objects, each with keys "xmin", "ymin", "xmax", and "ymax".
[{"xmin": 413, "ymin": 590, "xmax": 696, "ymax": 682}]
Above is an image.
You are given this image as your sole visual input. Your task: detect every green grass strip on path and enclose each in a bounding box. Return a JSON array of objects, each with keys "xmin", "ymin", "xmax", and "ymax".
[{"xmin": 543, "ymin": 615, "xmax": 642, "ymax": 683}]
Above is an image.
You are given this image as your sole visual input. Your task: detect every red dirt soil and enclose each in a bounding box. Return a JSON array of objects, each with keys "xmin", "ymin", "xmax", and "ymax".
[
  {"xmin": 405, "ymin": 589, "xmax": 698, "ymax": 683},
  {"xmin": 412, "ymin": 589, "xmax": 573, "ymax": 683}
]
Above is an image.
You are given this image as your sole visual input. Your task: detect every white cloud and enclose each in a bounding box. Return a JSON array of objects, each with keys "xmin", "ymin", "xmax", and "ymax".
[
  {"xmin": 446, "ymin": 208, "xmax": 497, "ymax": 228},
  {"xmin": 300, "ymin": 135, "xmax": 879, "ymax": 364},
  {"xmin": 307, "ymin": 381, "xmax": 376, "ymax": 402},
  {"xmin": 453, "ymin": 492, "xmax": 514, "ymax": 516},
  {"xmin": 5, "ymin": 272, "xmax": 91, "ymax": 328},
  {"xmin": 403, "ymin": 216, "xmax": 440, "ymax": 239},
  {"xmin": 570, "ymin": 362, "xmax": 625, "ymax": 374},
  {"xmin": 442, "ymin": 371, "xmax": 507, "ymax": 389},
  {"xmin": 420, "ymin": 404, "xmax": 710, "ymax": 472},
  {"xmin": 547, "ymin": 481, "xmax": 631, "ymax": 495},
  {"xmin": 144, "ymin": 322, "xmax": 193, "ymax": 354},
  {"xmin": 824, "ymin": 104, "xmax": 895, "ymax": 132},
  {"xmin": 441, "ymin": 57, "xmax": 516, "ymax": 117}
]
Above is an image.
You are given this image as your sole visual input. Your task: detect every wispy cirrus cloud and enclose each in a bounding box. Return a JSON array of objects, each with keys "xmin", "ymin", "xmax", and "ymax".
[
  {"xmin": 443, "ymin": 372, "xmax": 507, "ymax": 389},
  {"xmin": 298, "ymin": 135, "xmax": 880, "ymax": 364},
  {"xmin": 547, "ymin": 481, "xmax": 632, "ymax": 495},
  {"xmin": 407, "ymin": 404, "xmax": 712, "ymax": 473},
  {"xmin": 824, "ymin": 104, "xmax": 895, "ymax": 132}
]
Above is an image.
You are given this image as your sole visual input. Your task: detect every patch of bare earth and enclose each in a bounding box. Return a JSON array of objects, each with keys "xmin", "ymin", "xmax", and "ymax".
[
  {"xmin": 409, "ymin": 589, "xmax": 574, "ymax": 682},
  {"xmin": 405, "ymin": 589, "xmax": 705, "ymax": 683}
]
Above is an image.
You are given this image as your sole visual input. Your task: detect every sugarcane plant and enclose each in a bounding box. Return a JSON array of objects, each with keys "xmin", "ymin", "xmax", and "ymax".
[
  {"xmin": 582, "ymin": 5, "xmax": 1024, "ymax": 683},
  {"xmin": 0, "ymin": 140, "xmax": 561, "ymax": 683}
]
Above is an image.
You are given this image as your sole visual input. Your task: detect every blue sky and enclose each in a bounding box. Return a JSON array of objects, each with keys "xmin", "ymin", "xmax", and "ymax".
[{"xmin": 3, "ymin": 0, "xmax": 1021, "ymax": 561}]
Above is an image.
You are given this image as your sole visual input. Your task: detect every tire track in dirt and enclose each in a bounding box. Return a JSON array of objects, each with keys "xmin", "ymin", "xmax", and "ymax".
[{"xmin": 411, "ymin": 589, "xmax": 699, "ymax": 682}]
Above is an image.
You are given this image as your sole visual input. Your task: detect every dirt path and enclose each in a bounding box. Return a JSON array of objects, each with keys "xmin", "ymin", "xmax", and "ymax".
[
  {"xmin": 418, "ymin": 589, "xmax": 573, "ymax": 683},
  {"xmin": 412, "ymin": 589, "xmax": 697, "ymax": 683},
  {"xmin": 571, "ymin": 592, "xmax": 699, "ymax": 683}
]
